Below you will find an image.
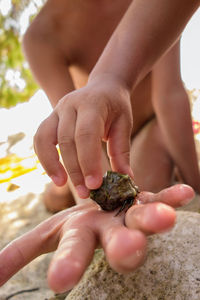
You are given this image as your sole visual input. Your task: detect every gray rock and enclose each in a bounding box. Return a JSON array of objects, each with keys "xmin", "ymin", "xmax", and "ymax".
[
  {"xmin": 66, "ymin": 211, "xmax": 200, "ymax": 300},
  {"xmin": 177, "ymin": 194, "xmax": 200, "ymax": 213}
]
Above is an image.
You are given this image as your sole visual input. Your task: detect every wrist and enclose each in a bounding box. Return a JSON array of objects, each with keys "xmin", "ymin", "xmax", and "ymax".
[{"xmin": 88, "ymin": 72, "xmax": 132, "ymax": 96}]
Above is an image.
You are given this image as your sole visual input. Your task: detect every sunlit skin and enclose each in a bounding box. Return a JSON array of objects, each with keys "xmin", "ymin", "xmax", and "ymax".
[
  {"xmin": 1, "ymin": 0, "xmax": 199, "ymax": 293},
  {"xmin": 0, "ymin": 185, "xmax": 194, "ymax": 293}
]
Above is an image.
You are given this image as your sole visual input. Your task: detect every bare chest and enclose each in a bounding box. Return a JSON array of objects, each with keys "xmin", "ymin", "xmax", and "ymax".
[{"xmin": 55, "ymin": 0, "xmax": 132, "ymax": 72}]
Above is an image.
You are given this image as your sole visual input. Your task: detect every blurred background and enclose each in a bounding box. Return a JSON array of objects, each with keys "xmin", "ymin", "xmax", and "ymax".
[
  {"xmin": 0, "ymin": 1, "xmax": 200, "ymax": 202},
  {"xmin": 0, "ymin": 3, "xmax": 199, "ymax": 297}
]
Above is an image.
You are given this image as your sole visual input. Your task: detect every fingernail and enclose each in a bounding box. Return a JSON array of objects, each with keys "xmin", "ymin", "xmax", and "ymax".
[
  {"xmin": 85, "ymin": 175, "xmax": 100, "ymax": 189},
  {"xmin": 156, "ymin": 203, "xmax": 174, "ymax": 214},
  {"xmin": 51, "ymin": 175, "xmax": 64, "ymax": 186},
  {"xmin": 76, "ymin": 185, "xmax": 89, "ymax": 198},
  {"xmin": 128, "ymin": 168, "xmax": 134, "ymax": 179},
  {"xmin": 180, "ymin": 196, "xmax": 194, "ymax": 206},
  {"xmin": 122, "ymin": 167, "xmax": 134, "ymax": 179},
  {"xmin": 178, "ymin": 185, "xmax": 195, "ymax": 206},
  {"xmin": 121, "ymin": 250, "xmax": 144, "ymax": 268}
]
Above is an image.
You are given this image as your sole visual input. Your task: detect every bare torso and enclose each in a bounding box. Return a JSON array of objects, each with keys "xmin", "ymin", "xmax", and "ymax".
[{"xmin": 36, "ymin": 0, "xmax": 154, "ymax": 133}]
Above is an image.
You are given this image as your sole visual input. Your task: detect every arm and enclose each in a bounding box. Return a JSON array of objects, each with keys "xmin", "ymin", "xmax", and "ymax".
[
  {"xmin": 22, "ymin": 7, "xmax": 75, "ymax": 107},
  {"xmin": 89, "ymin": 0, "xmax": 199, "ymax": 89},
  {"xmin": 152, "ymin": 40, "xmax": 200, "ymax": 193}
]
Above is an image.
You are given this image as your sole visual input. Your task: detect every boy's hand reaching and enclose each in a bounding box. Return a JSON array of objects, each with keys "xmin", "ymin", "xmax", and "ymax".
[
  {"xmin": 0, "ymin": 184, "xmax": 194, "ymax": 293},
  {"xmin": 34, "ymin": 77, "xmax": 133, "ymax": 198}
]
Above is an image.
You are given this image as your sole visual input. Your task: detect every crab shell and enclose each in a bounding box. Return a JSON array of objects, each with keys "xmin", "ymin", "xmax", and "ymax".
[{"xmin": 90, "ymin": 171, "xmax": 139, "ymax": 212}]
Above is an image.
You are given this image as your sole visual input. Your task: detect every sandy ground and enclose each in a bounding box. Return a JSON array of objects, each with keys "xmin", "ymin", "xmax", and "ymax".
[
  {"xmin": 0, "ymin": 92, "xmax": 56, "ymax": 299},
  {"xmin": 0, "ymin": 90, "xmax": 200, "ymax": 299}
]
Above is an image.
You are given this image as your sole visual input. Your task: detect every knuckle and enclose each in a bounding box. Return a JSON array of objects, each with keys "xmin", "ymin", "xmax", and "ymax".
[
  {"xmin": 56, "ymin": 95, "xmax": 72, "ymax": 113},
  {"xmin": 34, "ymin": 117, "xmax": 50, "ymax": 145},
  {"xmin": 110, "ymin": 150, "xmax": 130, "ymax": 160},
  {"xmin": 75, "ymin": 127, "xmax": 95, "ymax": 140},
  {"xmin": 65, "ymin": 210, "xmax": 96, "ymax": 228},
  {"xmin": 66, "ymin": 167, "xmax": 83, "ymax": 185},
  {"xmin": 12, "ymin": 240, "xmax": 25, "ymax": 266},
  {"xmin": 58, "ymin": 135, "xmax": 74, "ymax": 148},
  {"xmin": 67, "ymin": 168, "xmax": 81, "ymax": 179},
  {"xmin": 78, "ymin": 156, "xmax": 93, "ymax": 172}
]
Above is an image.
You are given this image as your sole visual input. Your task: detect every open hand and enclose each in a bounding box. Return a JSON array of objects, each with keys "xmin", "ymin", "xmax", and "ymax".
[{"xmin": 0, "ymin": 184, "xmax": 194, "ymax": 293}]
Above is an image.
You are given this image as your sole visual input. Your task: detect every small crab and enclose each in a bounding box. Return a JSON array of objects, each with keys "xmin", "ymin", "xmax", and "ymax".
[{"xmin": 90, "ymin": 171, "xmax": 139, "ymax": 215}]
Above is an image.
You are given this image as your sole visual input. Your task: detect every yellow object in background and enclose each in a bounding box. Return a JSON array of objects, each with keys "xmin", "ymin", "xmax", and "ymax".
[
  {"xmin": 0, "ymin": 153, "xmax": 39, "ymax": 184},
  {"xmin": 7, "ymin": 183, "xmax": 20, "ymax": 192}
]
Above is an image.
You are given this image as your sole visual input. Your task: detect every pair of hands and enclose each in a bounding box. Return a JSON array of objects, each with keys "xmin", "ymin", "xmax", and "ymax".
[
  {"xmin": 0, "ymin": 185, "xmax": 194, "ymax": 293},
  {"xmin": 0, "ymin": 78, "xmax": 194, "ymax": 293}
]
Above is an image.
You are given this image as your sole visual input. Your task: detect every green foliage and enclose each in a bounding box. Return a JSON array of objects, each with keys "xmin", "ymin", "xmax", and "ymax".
[{"xmin": 0, "ymin": 0, "xmax": 43, "ymax": 108}]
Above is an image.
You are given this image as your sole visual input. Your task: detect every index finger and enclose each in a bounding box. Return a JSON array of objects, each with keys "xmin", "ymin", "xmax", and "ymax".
[
  {"xmin": 0, "ymin": 210, "xmax": 70, "ymax": 286},
  {"xmin": 34, "ymin": 112, "xmax": 67, "ymax": 186}
]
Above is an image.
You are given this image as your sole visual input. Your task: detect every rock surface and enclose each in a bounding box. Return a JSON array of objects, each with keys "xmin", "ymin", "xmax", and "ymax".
[
  {"xmin": 66, "ymin": 210, "xmax": 200, "ymax": 300},
  {"xmin": 177, "ymin": 194, "xmax": 200, "ymax": 212}
]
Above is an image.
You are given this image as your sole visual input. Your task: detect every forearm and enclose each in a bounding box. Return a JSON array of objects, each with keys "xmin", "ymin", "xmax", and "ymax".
[
  {"xmin": 153, "ymin": 89, "xmax": 200, "ymax": 192},
  {"xmin": 89, "ymin": 0, "xmax": 199, "ymax": 90},
  {"xmin": 152, "ymin": 40, "xmax": 200, "ymax": 192}
]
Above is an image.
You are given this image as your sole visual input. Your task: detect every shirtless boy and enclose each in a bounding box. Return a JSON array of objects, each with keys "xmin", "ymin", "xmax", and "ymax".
[{"xmin": 0, "ymin": 0, "xmax": 199, "ymax": 293}]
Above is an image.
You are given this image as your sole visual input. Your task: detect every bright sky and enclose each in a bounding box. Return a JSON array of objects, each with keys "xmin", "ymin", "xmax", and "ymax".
[{"xmin": 181, "ymin": 8, "xmax": 200, "ymax": 90}]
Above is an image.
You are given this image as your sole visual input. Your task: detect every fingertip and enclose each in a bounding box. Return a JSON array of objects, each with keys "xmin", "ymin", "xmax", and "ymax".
[
  {"xmin": 123, "ymin": 166, "xmax": 134, "ymax": 180},
  {"xmin": 155, "ymin": 184, "xmax": 195, "ymax": 208},
  {"xmin": 114, "ymin": 165, "xmax": 134, "ymax": 179},
  {"xmin": 106, "ymin": 227, "xmax": 147, "ymax": 273},
  {"xmin": 126, "ymin": 203, "xmax": 176, "ymax": 234},
  {"xmin": 50, "ymin": 164, "xmax": 68, "ymax": 186},
  {"xmin": 128, "ymin": 167, "xmax": 134, "ymax": 180},
  {"xmin": 110, "ymin": 157, "xmax": 134, "ymax": 180},
  {"xmin": 51, "ymin": 173, "xmax": 67, "ymax": 186},
  {"xmin": 85, "ymin": 175, "xmax": 102, "ymax": 190},
  {"xmin": 177, "ymin": 184, "xmax": 195, "ymax": 206},
  {"xmin": 76, "ymin": 185, "xmax": 90, "ymax": 198},
  {"xmin": 155, "ymin": 203, "xmax": 176, "ymax": 230},
  {"xmin": 48, "ymin": 259, "xmax": 82, "ymax": 293}
]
